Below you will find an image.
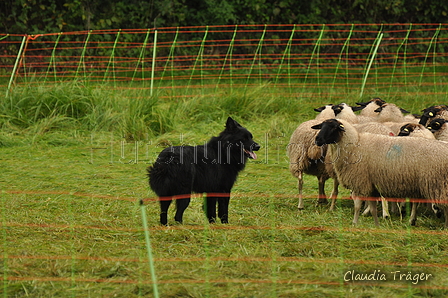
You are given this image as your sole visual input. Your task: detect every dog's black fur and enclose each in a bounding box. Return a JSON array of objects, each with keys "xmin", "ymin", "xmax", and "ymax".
[{"xmin": 147, "ymin": 117, "xmax": 260, "ymax": 225}]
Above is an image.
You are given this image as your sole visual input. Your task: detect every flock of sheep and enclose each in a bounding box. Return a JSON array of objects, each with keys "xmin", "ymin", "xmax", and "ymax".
[{"xmin": 287, "ymin": 98, "xmax": 448, "ymax": 228}]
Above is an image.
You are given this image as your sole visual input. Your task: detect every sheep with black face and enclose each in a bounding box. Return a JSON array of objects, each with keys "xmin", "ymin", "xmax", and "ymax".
[
  {"xmin": 287, "ymin": 105, "xmax": 337, "ymax": 210},
  {"xmin": 419, "ymin": 105, "xmax": 448, "ymax": 126},
  {"xmin": 427, "ymin": 118, "xmax": 448, "ymax": 141},
  {"xmin": 312, "ymin": 119, "xmax": 448, "ymax": 227}
]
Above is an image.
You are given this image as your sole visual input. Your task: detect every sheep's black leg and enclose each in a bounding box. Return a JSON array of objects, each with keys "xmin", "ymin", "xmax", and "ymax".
[
  {"xmin": 409, "ymin": 202, "xmax": 418, "ymax": 226},
  {"xmin": 316, "ymin": 175, "xmax": 328, "ymax": 206},
  {"xmin": 174, "ymin": 196, "xmax": 191, "ymax": 223},
  {"xmin": 297, "ymin": 171, "xmax": 304, "ymax": 210},
  {"xmin": 441, "ymin": 205, "xmax": 448, "ymax": 228}
]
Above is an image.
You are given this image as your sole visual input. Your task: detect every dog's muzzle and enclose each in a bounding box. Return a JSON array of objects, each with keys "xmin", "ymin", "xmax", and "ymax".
[{"xmin": 244, "ymin": 143, "xmax": 260, "ymax": 159}]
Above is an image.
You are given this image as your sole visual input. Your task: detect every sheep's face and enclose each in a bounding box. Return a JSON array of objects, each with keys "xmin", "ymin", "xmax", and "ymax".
[
  {"xmin": 398, "ymin": 123, "xmax": 421, "ymax": 136},
  {"xmin": 311, "ymin": 119, "xmax": 345, "ymax": 146},
  {"xmin": 356, "ymin": 97, "xmax": 385, "ymax": 108},
  {"xmin": 419, "ymin": 105, "xmax": 448, "ymax": 125},
  {"xmin": 427, "ymin": 118, "xmax": 448, "ymax": 133},
  {"xmin": 332, "ymin": 103, "xmax": 363, "ymax": 115}
]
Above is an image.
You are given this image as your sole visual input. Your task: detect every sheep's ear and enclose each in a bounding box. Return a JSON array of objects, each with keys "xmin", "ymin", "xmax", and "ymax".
[
  {"xmin": 355, "ymin": 101, "xmax": 369, "ymax": 106},
  {"xmin": 400, "ymin": 108, "xmax": 410, "ymax": 114},
  {"xmin": 374, "ymin": 107, "xmax": 383, "ymax": 113},
  {"xmin": 332, "ymin": 105, "xmax": 343, "ymax": 115},
  {"xmin": 311, "ymin": 123, "xmax": 322, "ymax": 130},
  {"xmin": 314, "ymin": 106, "xmax": 326, "ymax": 112},
  {"xmin": 373, "ymin": 98, "xmax": 386, "ymax": 105},
  {"xmin": 351, "ymin": 106, "xmax": 364, "ymax": 112},
  {"xmin": 338, "ymin": 124, "xmax": 345, "ymax": 131}
]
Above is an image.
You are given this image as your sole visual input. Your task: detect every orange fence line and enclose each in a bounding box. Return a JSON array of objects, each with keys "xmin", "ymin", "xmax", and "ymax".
[
  {"xmin": 6, "ymin": 188, "xmax": 447, "ymax": 205},
  {"xmin": 6, "ymin": 275, "xmax": 448, "ymax": 290},
  {"xmin": 2, "ymin": 189, "xmax": 136, "ymax": 202},
  {"xmin": 7, "ymin": 253, "xmax": 448, "ymax": 270},
  {"xmin": 5, "ymin": 221, "xmax": 448, "ymax": 236},
  {"xmin": 3, "ymin": 188, "xmax": 447, "ymax": 214}
]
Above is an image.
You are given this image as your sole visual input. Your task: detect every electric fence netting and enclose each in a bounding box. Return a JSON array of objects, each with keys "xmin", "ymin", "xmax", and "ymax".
[
  {"xmin": 1, "ymin": 24, "xmax": 448, "ymax": 297},
  {"xmin": 2, "ymin": 24, "xmax": 448, "ymax": 99}
]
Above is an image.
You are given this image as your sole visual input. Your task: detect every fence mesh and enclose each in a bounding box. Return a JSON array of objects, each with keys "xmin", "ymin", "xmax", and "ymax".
[{"xmin": 2, "ymin": 24, "xmax": 448, "ymax": 99}]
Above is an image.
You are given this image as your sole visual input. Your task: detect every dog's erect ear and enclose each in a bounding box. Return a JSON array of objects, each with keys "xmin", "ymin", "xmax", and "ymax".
[{"xmin": 226, "ymin": 117, "xmax": 241, "ymax": 131}]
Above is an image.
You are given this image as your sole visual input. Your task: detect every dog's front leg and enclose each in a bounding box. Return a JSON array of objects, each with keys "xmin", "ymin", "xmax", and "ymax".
[
  {"xmin": 205, "ymin": 196, "xmax": 217, "ymax": 223},
  {"xmin": 217, "ymin": 195, "xmax": 230, "ymax": 224}
]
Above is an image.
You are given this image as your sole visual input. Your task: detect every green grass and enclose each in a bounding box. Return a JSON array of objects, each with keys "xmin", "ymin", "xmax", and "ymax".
[{"xmin": 1, "ymin": 82, "xmax": 448, "ymax": 297}]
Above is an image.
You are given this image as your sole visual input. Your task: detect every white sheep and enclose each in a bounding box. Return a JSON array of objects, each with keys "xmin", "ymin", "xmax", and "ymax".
[
  {"xmin": 312, "ymin": 119, "xmax": 448, "ymax": 227},
  {"xmin": 353, "ymin": 122, "xmax": 394, "ymax": 219},
  {"xmin": 354, "ymin": 122, "xmax": 394, "ymax": 136},
  {"xmin": 287, "ymin": 105, "xmax": 338, "ymax": 210},
  {"xmin": 333, "ymin": 103, "xmax": 363, "ymax": 124},
  {"xmin": 374, "ymin": 103, "xmax": 411, "ymax": 123},
  {"xmin": 427, "ymin": 118, "xmax": 448, "ymax": 141},
  {"xmin": 395, "ymin": 122, "xmax": 437, "ymax": 218},
  {"xmin": 356, "ymin": 97, "xmax": 386, "ymax": 123}
]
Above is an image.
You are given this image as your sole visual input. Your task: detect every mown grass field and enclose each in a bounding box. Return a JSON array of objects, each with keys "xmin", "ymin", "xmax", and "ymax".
[{"xmin": 1, "ymin": 82, "xmax": 448, "ymax": 297}]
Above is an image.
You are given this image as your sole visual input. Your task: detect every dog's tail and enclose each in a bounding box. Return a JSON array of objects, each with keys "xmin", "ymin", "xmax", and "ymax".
[{"xmin": 147, "ymin": 163, "xmax": 173, "ymax": 196}]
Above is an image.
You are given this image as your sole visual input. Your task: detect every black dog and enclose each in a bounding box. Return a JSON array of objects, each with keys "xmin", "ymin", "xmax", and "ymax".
[{"xmin": 147, "ymin": 117, "xmax": 260, "ymax": 225}]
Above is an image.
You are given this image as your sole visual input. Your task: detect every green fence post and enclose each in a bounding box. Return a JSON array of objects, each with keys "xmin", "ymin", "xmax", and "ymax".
[
  {"xmin": 103, "ymin": 29, "xmax": 121, "ymax": 87},
  {"xmin": 274, "ymin": 24, "xmax": 296, "ymax": 91},
  {"xmin": 131, "ymin": 29, "xmax": 151, "ymax": 87},
  {"xmin": 388, "ymin": 24, "xmax": 412, "ymax": 97},
  {"xmin": 150, "ymin": 29, "xmax": 158, "ymax": 97},
  {"xmin": 245, "ymin": 24, "xmax": 267, "ymax": 92},
  {"xmin": 75, "ymin": 30, "xmax": 92, "ymax": 79},
  {"xmin": 332, "ymin": 24, "xmax": 354, "ymax": 97},
  {"xmin": 215, "ymin": 25, "xmax": 238, "ymax": 94},
  {"xmin": 301, "ymin": 24, "xmax": 325, "ymax": 98},
  {"xmin": 158, "ymin": 27, "xmax": 179, "ymax": 96},
  {"xmin": 6, "ymin": 35, "xmax": 27, "ymax": 98},
  {"xmin": 45, "ymin": 33, "xmax": 62, "ymax": 83},
  {"xmin": 187, "ymin": 26, "xmax": 209, "ymax": 95},
  {"xmin": 419, "ymin": 23, "xmax": 441, "ymax": 88},
  {"xmin": 360, "ymin": 31, "xmax": 383, "ymax": 98},
  {"xmin": 140, "ymin": 200, "xmax": 160, "ymax": 298}
]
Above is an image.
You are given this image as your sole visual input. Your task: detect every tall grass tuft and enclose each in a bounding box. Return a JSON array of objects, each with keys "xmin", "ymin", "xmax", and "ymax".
[
  {"xmin": 2, "ymin": 79, "xmax": 445, "ymax": 143},
  {"xmin": 1, "ymin": 81, "xmax": 94, "ymax": 128},
  {"xmin": 1, "ymin": 82, "xmax": 163, "ymax": 140}
]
